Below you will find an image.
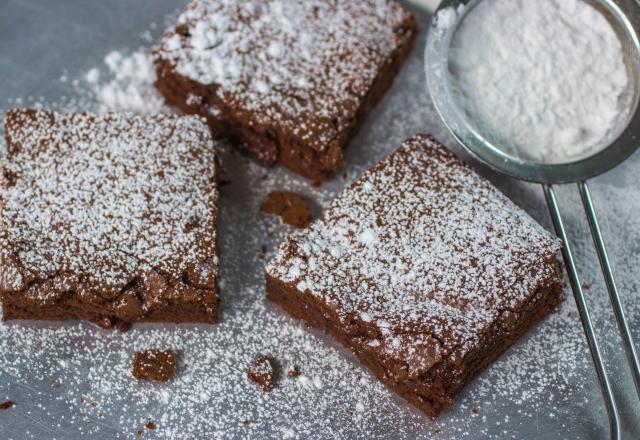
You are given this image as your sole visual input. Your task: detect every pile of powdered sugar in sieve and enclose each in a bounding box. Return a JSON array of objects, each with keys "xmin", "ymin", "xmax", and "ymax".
[
  {"xmin": 1, "ymin": 13, "xmax": 640, "ymax": 440},
  {"xmin": 441, "ymin": 0, "xmax": 632, "ymax": 164}
]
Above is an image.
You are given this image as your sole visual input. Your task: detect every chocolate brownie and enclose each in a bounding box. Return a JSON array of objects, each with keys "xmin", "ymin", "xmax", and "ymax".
[
  {"xmin": 265, "ymin": 134, "xmax": 563, "ymax": 416},
  {"xmin": 0, "ymin": 109, "xmax": 220, "ymax": 328},
  {"xmin": 154, "ymin": 0, "xmax": 418, "ymax": 183},
  {"xmin": 132, "ymin": 349, "xmax": 177, "ymax": 382}
]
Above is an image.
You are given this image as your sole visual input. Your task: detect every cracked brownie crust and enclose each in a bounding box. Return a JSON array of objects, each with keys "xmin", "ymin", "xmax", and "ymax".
[
  {"xmin": 265, "ymin": 134, "xmax": 563, "ymax": 416},
  {"xmin": 0, "ymin": 109, "xmax": 220, "ymax": 328},
  {"xmin": 153, "ymin": 0, "xmax": 418, "ymax": 183}
]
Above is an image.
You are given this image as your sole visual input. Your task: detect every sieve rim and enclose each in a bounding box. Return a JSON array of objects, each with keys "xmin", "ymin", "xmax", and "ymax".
[{"xmin": 425, "ymin": 0, "xmax": 640, "ymax": 184}]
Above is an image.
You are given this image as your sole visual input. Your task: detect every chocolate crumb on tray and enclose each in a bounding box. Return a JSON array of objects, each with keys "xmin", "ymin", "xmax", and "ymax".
[
  {"xmin": 132, "ymin": 349, "xmax": 177, "ymax": 382},
  {"xmin": 154, "ymin": 0, "xmax": 418, "ymax": 182},
  {"xmin": 248, "ymin": 355, "xmax": 278, "ymax": 392},
  {"xmin": 287, "ymin": 366, "xmax": 301, "ymax": 379},
  {"xmin": 0, "ymin": 109, "xmax": 220, "ymax": 328},
  {"xmin": 0, "ymin": 400, "xmax": 14, "ymax": 410},
  {"xmin": 260, "ymin": 191, "xmax": 312, "ymax": 228},
  {"xmin": 265, "ymin": 134, "xmax": 563, "ymax": 416}
]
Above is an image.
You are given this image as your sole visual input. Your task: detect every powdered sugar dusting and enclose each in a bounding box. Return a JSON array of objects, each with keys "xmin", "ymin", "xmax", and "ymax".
[
  {"xmin": 1, "ymin": 110, "xmax": 219, "ymax": 290},
  {"xmin": 447, "ymin": 0, "xmax": 631, "ymax": 163},
  {"xmin": 155, "ymin": 0, "xmax": 416, "ymax": 151}
]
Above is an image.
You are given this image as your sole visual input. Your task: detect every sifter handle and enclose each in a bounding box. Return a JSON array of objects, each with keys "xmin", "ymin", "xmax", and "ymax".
[
  {"xmin": 544, "ymin": 184, "xmax": 620, "ymax": 440},
  {"xmin": 578, "ymin": 181, "xmax": 640, "ymax": 399}
]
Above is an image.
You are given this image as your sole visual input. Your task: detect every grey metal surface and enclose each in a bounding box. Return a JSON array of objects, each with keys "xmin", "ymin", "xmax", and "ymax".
[{"xmin": 0, "ymin": 1, "xmax": 639, "ymax": 439}]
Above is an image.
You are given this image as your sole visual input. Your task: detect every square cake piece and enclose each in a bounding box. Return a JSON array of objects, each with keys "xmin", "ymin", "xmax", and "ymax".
[
  {"xmin": 154, "ymin": 0, "xmax": 418, "ymax": 183},
  {"xmin": 0, "ymin": 109, "xmax": 220, "ymax": 328},
  {"xmin": 265, "ymin": 134, "xmax": 563, "ymax": 416}
]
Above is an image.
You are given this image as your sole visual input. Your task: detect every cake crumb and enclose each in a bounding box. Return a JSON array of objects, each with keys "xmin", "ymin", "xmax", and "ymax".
[
  {"xmin": 132, "ymin": 349, "xmax": 177, "ymax": 382},
  {"xmin": 146, "ymin": 419, "xmax": 156, "ymax": 430},
  {"xmin": 0, "ymin": 400, "xmax": 14, "ymax": 410},
  {"xmin": 260, "ymin": 192, "xmax": 312, "ymax": 228},
  {"xmin": 287, "ymin": 366, "xmax": 301, "ymax": 378},
  {"xmin": 248, "ymin": 355, "xmax": 278, "ymax": 392}
]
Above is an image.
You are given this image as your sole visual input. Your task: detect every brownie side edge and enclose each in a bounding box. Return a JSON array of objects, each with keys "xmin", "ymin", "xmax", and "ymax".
[
  {"xmin": 2, "ymin": 291, "xmax": 219, "ymax": 329},
  {"xmin": 265, "ymin": 259, "xmax": 563, "ymax": 417}
]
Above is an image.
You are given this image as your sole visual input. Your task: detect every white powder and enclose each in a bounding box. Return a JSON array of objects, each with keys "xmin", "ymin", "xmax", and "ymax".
[
  {"xmin": 84, "ymin": 67, "xmax": 100, "ymax": 84},
  {"xmin": 83, "ymin": 49, "xmax": 167, "ymax": 114},
  {"xmin": 446, "ymin": 0, "xmax": 631, "ymax": 164}
]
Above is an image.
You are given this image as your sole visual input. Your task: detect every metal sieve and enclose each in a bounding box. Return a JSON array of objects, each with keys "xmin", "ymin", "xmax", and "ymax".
[{"xmin": 425, "ymin": 1, "xmax": 640, "ymax": 439}]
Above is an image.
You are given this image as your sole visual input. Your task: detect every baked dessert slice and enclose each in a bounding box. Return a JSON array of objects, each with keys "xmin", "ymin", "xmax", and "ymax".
[
  {"xmin": 153, "ymin": 0, "xmax": 418, "ymax": 183},
  {"xmin": 265, "ymin": 134, "xmax": 563, "ymax": 416},
  {"xmin": 0, "ymin": 109, "xmax": 220, "ymax": 329}
]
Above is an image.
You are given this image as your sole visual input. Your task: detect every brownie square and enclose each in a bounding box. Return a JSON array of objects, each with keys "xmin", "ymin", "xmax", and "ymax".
[
  {"xmin": 265, "ymin": 134, "xmax": 563, "ymax": 416},
  {"xmin": 0, "ymin": 109, "xmax": 220, "ymax": 328},
  {"xmin": 153, "ymin": 0, "xmax": 418, "ymax": 183}
]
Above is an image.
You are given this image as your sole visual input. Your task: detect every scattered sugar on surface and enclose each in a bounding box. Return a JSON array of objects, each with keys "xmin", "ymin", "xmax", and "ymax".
[
  {"xmin": 1, "ymin": 7, "xmax": 639, "ymax": 440},
  {"xmin": 90, "ymin": 49, "xmax": 167, "ymax": 114}
]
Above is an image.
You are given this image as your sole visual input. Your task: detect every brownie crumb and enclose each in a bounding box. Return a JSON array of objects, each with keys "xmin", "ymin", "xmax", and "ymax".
[
  {"xmin": 260, "ymin": 192, "xmax": 312, "ymax": 228},
  {"xmin": 146, "ymin": 419, "xmax": 156, "ymax": 430},
  {"xmin": 0, "ymin": 400, "xmax": 14, "ymax": 410},
  {"xmin": 248, "ymin": 355, "xmax": 277, "ymax": 392},
  {"xmin": 258, "ymin": 245, "xmax": 267, "ymax": 260},
  {"xmin": 582, "ymin": 281, "xmax": 592, "ymax": 290},
  {"xmin": 136, "ymin": 430, "xmax": 143, "ymax": 437},
  {"xmin": 470, "ymin": 407, "xmax": 480, "ymax": 415},
  {"xmin": 132, "ymin": 349, "xmax": 177, "ymax": 382},
  {"xmin": 287, "ymin": 366, "xmax": 301, "ymax": 378}
]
